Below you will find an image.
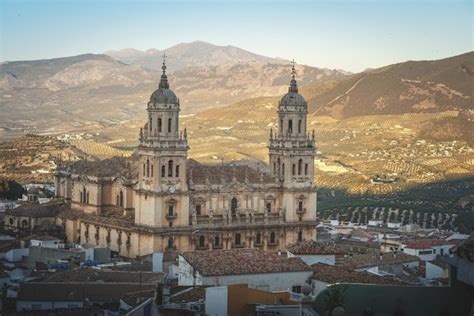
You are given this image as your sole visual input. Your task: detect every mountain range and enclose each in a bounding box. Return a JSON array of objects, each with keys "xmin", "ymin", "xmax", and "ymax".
[{"xmin": 0, "ymin": 41, "xmax": 472, "ymax": 142}]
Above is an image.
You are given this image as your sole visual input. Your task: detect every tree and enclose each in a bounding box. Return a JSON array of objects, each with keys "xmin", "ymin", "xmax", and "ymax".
[{"xmin": 0, "ymin": 180, "xmax": 25, "ymax": 200}]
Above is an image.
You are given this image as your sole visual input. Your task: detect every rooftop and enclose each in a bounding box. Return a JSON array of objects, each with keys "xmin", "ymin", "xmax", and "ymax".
[
  {"xmin": 404, "ymin": 239, "xmax": 456, "ymax": 250},
  {"xmin": 338, "ymin": 251, "xmax": 419, "ymax": 270},
  {"xmin": 312, "ymin": 263, "xmax": 406, "ymax": 285},
  {"xmin": 287, "ymin": 241, "xmax": 347, "ymax": 255},
  {"xmin": 187, "ymin": 160, "xmax": 275, "ymax": 185},
  {"xmin": 5, "ymin": 200, "xmax": 66, "ymax": 218},
  {"xmin": 17, "ymin": 282, "xmax": 155, "ymax": 302},
  {"xmin": 63, "ymin": 156, "xmax": 138, "ymax": 178},
  {"xmin": 40, "ymin": 267, "xmax": 163, "ymax": 284},
  {"xmin": 180, "ymin": 249, "xmax": 312, "ymax": 276}
]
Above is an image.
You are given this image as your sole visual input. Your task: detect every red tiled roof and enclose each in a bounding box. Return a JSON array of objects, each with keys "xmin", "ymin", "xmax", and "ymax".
[
  {"xmin": 287, "ymin": 241, "xmax": 347, "ymax": 255},
  {"xmin": 312, "ymin": 263, "xmax": 406, "ymax": 285},
  {"xmin": 180, "ymin": 249, "xmax": 312, "ymax": 276},
  {"xmin": 404, "ymin": 239, "xmax": 456, "ymax": 250}
]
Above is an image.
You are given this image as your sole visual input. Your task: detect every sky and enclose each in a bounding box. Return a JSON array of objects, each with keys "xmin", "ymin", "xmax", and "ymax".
[{"xmin": 1, "ymin": 0, "xmax": 473, "ymax": 72}]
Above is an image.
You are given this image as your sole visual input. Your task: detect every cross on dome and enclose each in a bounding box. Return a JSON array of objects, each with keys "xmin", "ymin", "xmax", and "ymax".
[{"xmin": 289, "ymin": 59, "xmax": 298, "ymax": 93}]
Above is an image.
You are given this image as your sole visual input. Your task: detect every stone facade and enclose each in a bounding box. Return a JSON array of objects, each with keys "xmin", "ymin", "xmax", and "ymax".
[{"xmin": 54, "ymin": 59, "xmax": 318, "ymax": 258}]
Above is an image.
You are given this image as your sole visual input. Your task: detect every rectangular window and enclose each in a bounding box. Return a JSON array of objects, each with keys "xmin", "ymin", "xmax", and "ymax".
[
  {"xmin": 195, "ymin": 204, "xmax": 201, "ymax": 216},
  {"xmin": 168, "ymin": 205, "xmax": 174, "ymax": 216},
  {"xmin": 235, "ymin": 233, "xmax": 241, "ymax": 245},
  {"xmin": 266, "ymin": 202, "xmax": 272, "ymax": 213}
]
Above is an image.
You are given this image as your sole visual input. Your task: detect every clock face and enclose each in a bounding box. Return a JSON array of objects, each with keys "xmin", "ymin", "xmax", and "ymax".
[{"xmin": 168, "ymin": 185, "xmax": 176, "ymax": 193}]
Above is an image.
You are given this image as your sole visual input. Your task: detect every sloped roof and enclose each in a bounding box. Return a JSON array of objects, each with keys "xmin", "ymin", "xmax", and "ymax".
[
  {"xmin": 5, "ymin": 200, "xmax": 65, "ymax": 218},
  {"xmin": 404, "ymin": 239, "xmax": 456, "ymax": 250},
  {"xmin": 312, "ymin": 263, "xmax": 406, "ymax": 285},
  {"xmin": 180, "ymin": 249, "xmax": 312, "ymax": 276},
  {"xmin": 41, "ymin": 267, "xmax": 163, "ymax": 284},
  {"xmin": 65, "ymin": 156, "xmax": 138, "ymax": 178},
  {"xmin": 338, "ymin": 251, "xmax": 419, "ymax": 270},
  {"xmin": 17, "ymin": 282, "xmax": 155, "ymax": 302},
  {"xmin": 287, "ymin": 241, "xmax": 347, "ymax": 255},
  {"xmin": 187, "ymin": 160, "xmax": 274, "ymax": 185}
]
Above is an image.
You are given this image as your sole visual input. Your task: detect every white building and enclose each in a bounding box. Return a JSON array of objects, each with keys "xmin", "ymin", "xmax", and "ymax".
[
  {"xmin": 178, "ymin": 249, "xmax": 313, "ymax": 292},
  {"xmin": 402, "ymin": 240, "xmax": 456, "ymax": 261}
]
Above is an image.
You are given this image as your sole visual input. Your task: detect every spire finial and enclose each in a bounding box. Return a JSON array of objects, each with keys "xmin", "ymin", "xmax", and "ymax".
[
  {"xmin": 289, "ymin": 59, "xmax": 298, "ymax": 93},
  {"xmin": 159, "ymin": 53, "xmax": 169, "ymax": 89}
]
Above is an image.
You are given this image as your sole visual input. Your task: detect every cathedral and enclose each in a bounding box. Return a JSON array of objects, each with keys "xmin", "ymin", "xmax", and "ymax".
[{"xmin": 54, "ymin": 58, "xmax": 318, "ymax": 258}]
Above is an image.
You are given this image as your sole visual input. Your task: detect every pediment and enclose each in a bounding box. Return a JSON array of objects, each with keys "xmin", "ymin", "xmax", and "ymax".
[{"xmin": 221, "ymin": 181, "xmax": 252, "ymax": 192}]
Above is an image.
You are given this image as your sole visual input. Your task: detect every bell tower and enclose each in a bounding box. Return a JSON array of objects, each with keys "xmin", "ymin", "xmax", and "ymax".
[
  {"xmin": 135, "ymin": 54, "xmax": 190, "ymax": 228},
  {"xmin": 268, "ymin": 60, "xmax": 317, "ymax": 222}
]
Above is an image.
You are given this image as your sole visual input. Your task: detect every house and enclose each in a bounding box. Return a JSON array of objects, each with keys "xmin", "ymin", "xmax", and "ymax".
[
  {"xmin": 205, "ymin": 283, "xmax": 300, "ymax": 316},
  {"xmin": 311, "ymin": 263, "xmax": 406, "ymax": 296},
  {"xmin": 286, "ymin": 240, "xmax": 347, "ymax": 265},
  {"xmin": 178, "ymin": 249, "xmax": 313, "ymax": 292},
  {"xmin": 29, "ymin": 235, "xmax": 62, "ymax": 248},
  {"xmin": 350, "ymin": 228, "xmax": 374, "ymax": 242},
  {"xmin": 402, "ymin": 239, "xmax": 456, "ymax": 261}
]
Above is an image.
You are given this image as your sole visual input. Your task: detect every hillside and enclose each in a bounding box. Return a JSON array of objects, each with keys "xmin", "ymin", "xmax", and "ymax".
[{"xmin": 309, "ymin": 52, "xmax": 473, "ymax": 119}]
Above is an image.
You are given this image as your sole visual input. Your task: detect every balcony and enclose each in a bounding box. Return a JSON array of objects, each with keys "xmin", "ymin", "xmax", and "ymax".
[
  {"xmin": 296, "ymin": 208, "xmax": 307, "ymax": 215},
  {"xmin": 213, "ymin": 244, "xmax": 224, "ymax": 249},
  {"xmin": 196, "ymin": 244, "xmax": 209, "ymax": 250},
  {"xmin": 166, "ymin": 213, "xmax": 178, "ymax": 220}
]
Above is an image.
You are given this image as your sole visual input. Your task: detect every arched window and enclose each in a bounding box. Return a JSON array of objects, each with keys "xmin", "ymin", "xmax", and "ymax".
[
  {"xmin": 288, "ymin": 120, "xmax": 293, "ymax": 134},
  {"xmin": 146, "ymin": 159, "xmax": 150, "ymax": 177},
  {"xmin": 231, "ymin": 197, "xmax": 238, "ymax": 214},
  {"xmin": 270, "ymin": 231, "xmax": 276, "ymax": 244},
  {"xmin": 277, "ymin": 158, "xmax": 281, "ymax": 176},
  {"xmin": 158, "ymin": 118, "xmax": 162, "ymax": 132},
  {"xmin": 298, "ymin": 159, "xmax": 303, "ymax": 175},
  {"xmin": 149, "ymin": 117, "xmax": 152, "ymax": 130},
  {"xmin": 292, "ymin": 164, "xmax": 296, "ymax": 176},
  {"xmin": 304, "ymin": 164, "xmax": 308, "ymax": 175},
  {"xmin": 298, "ymin": 120, "xmax": 302, "ymax": 133},
  {"xmin": 175, "ymin": 165, "xmax": 179, "ymax": 177},
  {"xmin": 80, "ymin": 191, "xmax": 83, "ymax": 203},
  {"xmin": 168, "ymin": 160, "xmax": 173, "ymax": 177},
  {"xmin": 280, "ymin": 119, "xmax": 284, "ymax": 134},
  {"xmin": 168, "ymin": 237, "xmax": 174, "ymax": 249},
  {"xmin": 143, "ymin": 164, "xmax": 146, "ymax": 176},
  {"xmin": 116, "ymin": 195, "xmax": 119, "ymax": 206},
  {"xmin": 168, "ymin": 118, "xmax": 172, "ymax": 133},
  {"xmin": 119, "ymin": 191, "xmax": 123, "ymax": 207},
  {"xmin": 199, "ymin": 235, "xmax": 205, "ymax": 248},
  {"xmin": 161, "ymin": 165, "xmax": 166, "ymax": 177},
  {"xmin": 151, "ymin": 164, "xmax": 154, "ymax": 177},
  {"xmin": 83, "ymin": 187, "xmax": 87, "ymax": 204}
]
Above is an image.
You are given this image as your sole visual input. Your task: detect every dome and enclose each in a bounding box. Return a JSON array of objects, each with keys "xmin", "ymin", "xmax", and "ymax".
[
  {"xmin": 150, "ymin": 88, "xmax": 178, "ymax": 105},
  {"xmin": 280, "ymin": 91, "xmax": 307, "ymax": 107},
  {"xmin": 149, "ymin": 55, "xmax": 179, "ymax": 106},
  {"xmin": 279, "ymin": 60, "xmax": 307, "ymax": 108}
]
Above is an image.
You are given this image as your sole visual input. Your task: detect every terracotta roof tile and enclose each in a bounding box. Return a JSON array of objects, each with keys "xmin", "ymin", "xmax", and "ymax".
[
  {"xmin": 180, "ymin": 249, "xmax": 311, "ymax": 276},
  {"xmin": 312, "ymin": 263, "xmax": 406, "ymax": 285},
  {"xmin": 287, "ymin": 241, "xmax": 347, "ymax": 255},
  {"xmin": 338, "ymin": 251, "xmax": 419, "ymax": 270},
  {"xmin": 64, "ymin": 156, "xmax": 138, "ymax": 178},
  {"xmin": 404, "ymin": 239, "xmax": 456, "ymax": 250}
]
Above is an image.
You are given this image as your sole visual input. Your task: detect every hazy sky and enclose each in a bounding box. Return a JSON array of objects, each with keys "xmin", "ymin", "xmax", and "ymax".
[{"xmin": 1, "ymin": 0, "xmax": 473, "ymax": 72}]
